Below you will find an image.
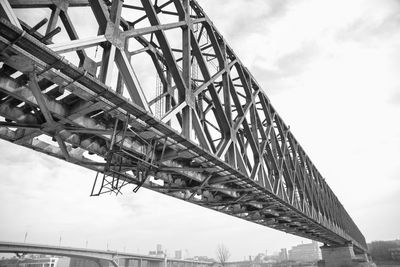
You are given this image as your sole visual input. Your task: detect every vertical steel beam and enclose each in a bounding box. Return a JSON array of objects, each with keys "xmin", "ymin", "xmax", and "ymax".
[
  {"xmin": 99, "ymin": 43, "xmax": 116, "ymax": 85},
  {"xmin": 181, "ymin": 0, "xmax": 192, "ymax": 139},
  {"xmin": 192, "ymin": 109, "xmax": 212, "ymax": 151},
  {"xmin": 100, "ymin": 0, "xmax": 123, "ymax": 86},
  {"xmin": 110, "ymin": 0, "xmax": 123, "ymax": 27},
  {"xmin": 219, "ymin": 39, "xmax": 236, "ymax": 167}
]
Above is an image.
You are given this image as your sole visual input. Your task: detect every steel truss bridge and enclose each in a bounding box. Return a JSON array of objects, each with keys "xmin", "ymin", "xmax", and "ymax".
[{"xmin": 0, "ymin": 0, "xmax": 366, "ymax": 252}]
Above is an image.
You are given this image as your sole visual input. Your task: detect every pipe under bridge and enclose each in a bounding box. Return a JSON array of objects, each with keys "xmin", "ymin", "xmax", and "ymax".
[
  {"xmin": 0, "ymin": 0, "xmax": 366, "ymax": 253},
  {"xmin": 0, "ymin": 241, "xmax": 213, "ymax": 267}
]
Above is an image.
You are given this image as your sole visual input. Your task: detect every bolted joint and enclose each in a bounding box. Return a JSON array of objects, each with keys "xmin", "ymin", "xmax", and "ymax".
[
  {"xmin": 229, "ymin": 128, "xmax": 237, "ymax": 142},
  {"xmin": 185, "ymin": 92, "xmax": 195, "ymax": 108},
  {"xmin": 51, "ymin": 0, "xmax": 69, "ymax": 12},
  {"xmin": 5, "ymin": 55, "xmax": 35, "ymax": 73},
  {"xmin": 81, "ymin": 57, "xmax": 97, "ymax": 77},
  {"xmin": 105, "ymin": 22, "xmax": 125, "ymax": 50},
  {"xmin": 41, "ymin": 121, "xmax": 64, "ymax": 135}
]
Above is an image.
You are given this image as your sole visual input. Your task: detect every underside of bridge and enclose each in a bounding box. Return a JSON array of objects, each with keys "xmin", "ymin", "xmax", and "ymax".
[{"xmin": 0, "ymin": 0, "xmax": 367, "ymax": 253}]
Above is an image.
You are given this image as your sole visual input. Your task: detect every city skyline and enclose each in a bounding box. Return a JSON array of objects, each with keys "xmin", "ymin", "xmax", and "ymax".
[
  {"xmin": 1, "ymin": 0, "xmax": 400, "ymax": 262},
  {"xmin": 0, "ymin": 240, "xmax": 322, "ymax": 262}
]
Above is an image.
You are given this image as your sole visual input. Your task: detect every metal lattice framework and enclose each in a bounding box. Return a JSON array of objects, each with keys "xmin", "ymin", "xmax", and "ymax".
[{"xmin": 0, "ymin": 0, "xmax": 366, "ymax": 252}]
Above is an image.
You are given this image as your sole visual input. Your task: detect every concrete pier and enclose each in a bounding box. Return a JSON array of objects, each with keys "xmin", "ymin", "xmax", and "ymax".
[{"xmin": 318, "ymin": 243, "xmax": 376, "ymax": 267}]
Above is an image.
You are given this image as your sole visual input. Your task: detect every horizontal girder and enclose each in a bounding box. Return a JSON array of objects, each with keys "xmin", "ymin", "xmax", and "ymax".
[{"xmin": 0, "ymin": 0, "xmax": 366, "ymax": 252}]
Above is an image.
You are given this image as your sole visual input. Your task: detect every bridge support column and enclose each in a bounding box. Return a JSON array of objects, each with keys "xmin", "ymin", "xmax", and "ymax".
[{"xmin": 318, "ymin": 243, "xmax": 376, "ymax": 267}]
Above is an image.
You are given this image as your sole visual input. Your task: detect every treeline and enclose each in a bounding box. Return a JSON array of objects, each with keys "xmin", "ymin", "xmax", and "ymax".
[{"xmin": 368, "ymin": 240, "xmax": 400, "ymax": 261}]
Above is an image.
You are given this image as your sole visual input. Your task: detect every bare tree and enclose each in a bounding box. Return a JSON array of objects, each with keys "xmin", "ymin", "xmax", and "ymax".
[{"xmin": 216, "ymin": 244, "xmax": 231, "ymax": 266}]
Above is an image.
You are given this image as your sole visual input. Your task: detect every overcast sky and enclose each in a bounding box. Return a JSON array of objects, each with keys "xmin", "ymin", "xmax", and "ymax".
[{"xmin": 1, "ymin": 0, "xmax": 400, "ymax": 261}]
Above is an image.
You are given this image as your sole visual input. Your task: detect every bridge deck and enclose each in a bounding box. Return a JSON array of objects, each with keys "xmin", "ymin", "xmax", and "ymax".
[{"xmin": 0, "ymin": 241, "xmax": 213, "ymax": 267}]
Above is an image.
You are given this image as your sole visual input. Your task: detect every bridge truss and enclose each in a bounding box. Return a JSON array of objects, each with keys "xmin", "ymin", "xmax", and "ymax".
[{"xmin": 0, "ymin": 0, "xmax": 366, "ymax": 252}]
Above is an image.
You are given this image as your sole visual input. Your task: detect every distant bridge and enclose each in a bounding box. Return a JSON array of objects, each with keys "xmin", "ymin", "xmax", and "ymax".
[
  {"xmin": 0, "ymin": 241, "xmax": 212, "ymax": 267},
  {"xmin": 0, "ymin": 0, "xmax": 366, "ymax": 257}
]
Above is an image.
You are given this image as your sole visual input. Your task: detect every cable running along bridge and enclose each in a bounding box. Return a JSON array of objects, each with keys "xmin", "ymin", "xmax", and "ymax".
[{"xmin": 0, "ymin": 0, "xmax": 367, "ymax": 256}]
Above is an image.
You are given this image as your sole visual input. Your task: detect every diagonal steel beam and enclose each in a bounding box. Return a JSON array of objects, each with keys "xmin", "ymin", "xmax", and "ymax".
[
  {"xmin": 0, "ymin": 0, "xmax": 21, "ymax": 28},
  {"xmin": 190, "ymin": 29, "xmax": 230, "ymax": 134},
  {"xmin": 140, "ymin": 0, "xmax": 187, "ymax": 98},
  {"xmin": 115, "ymin": 48, "xmax": 150, "ymax": 111},
  {"xmin": 88, "ymin": 0, "xmax": 109, "ymax": 34},
  {"xmin": 28, "ymin": 72, "xmax": 70, "ymax": 160}
]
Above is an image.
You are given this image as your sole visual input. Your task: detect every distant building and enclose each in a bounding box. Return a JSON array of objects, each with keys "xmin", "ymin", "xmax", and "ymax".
[
  {"xmin": 174, "ymin": 251, "xmax": 182, "ymax": 260},
  {"xmin": 389, "ymin": 248, "xmax": 400, "ymax": 260},
  {"xmin": 191, "ymin": 256, "xmax": 215, "ymax": 262},
  {"xmin": 288, "ymin": 241, "xmax": 321, "ymax": 262},
  {"xmin": 277, "ymin": 249, "xmax": 288, "ymax": 262},
  {"xmin": 156, "ymin": 244, "xmax": 162, "ymax": 254},
  {"xmin": 149, "ymin": 244, "xmax": 164, "ymax": 257}
]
